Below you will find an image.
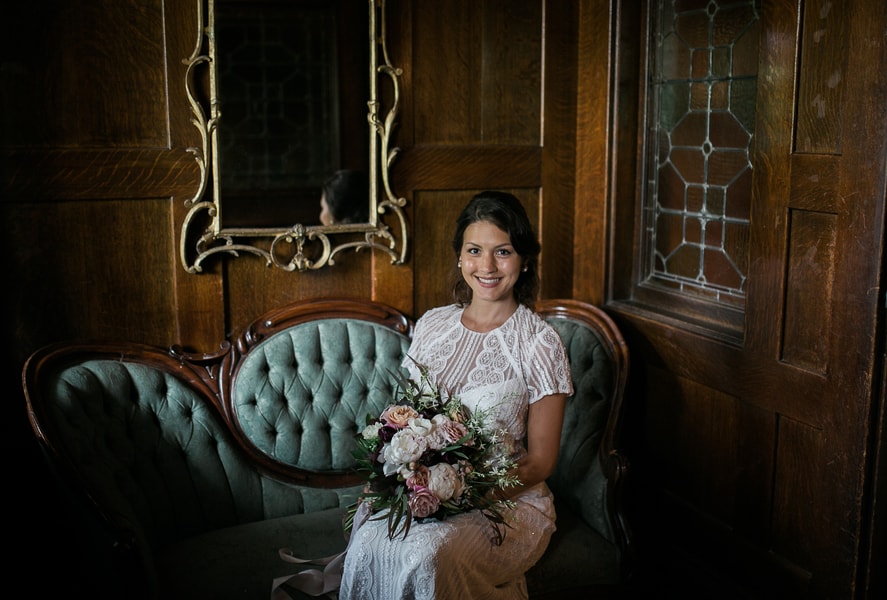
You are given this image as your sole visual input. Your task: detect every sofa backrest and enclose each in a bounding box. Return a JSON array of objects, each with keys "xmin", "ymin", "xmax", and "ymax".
[
  {"xmin": 23, "ymin": 298, "xmax": 413, "ymax": 553},
  {"xmin": 537, "ymin": 299, "xmax": 631, "ymax": 552},
  {"xmin": 225, "ymin": 299, "xmax": 414, "ymax": 481}
]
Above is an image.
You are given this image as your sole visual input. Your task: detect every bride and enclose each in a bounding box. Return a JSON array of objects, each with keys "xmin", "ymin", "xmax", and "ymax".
[{"xmin": 340, "ymin": 190, "xmax": 572, "ymax": 599}]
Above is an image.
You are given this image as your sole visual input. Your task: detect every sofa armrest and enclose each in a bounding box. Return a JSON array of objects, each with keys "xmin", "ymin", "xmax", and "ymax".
[{"xmin": 536, "ymin": 299, "xmax": 633, "ymax": 581}]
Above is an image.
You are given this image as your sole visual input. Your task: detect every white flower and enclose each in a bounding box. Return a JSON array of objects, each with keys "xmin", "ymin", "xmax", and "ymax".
[
  {"xmin": 427, "ymin": 462, "xmax": 463, "ymax": 501},
  {"xmin": 482, "ymin": 429, "xmax": 517, "ymax": 468},
  {"xmin": 361, "ymin": 422, "xmax": 383, "ymax": 440},
  {"xmin": 408, "ymin": 416, "xmax": 434, "ymax": 436},
  {"xmin": 380, "ymin": 430, "xmax": 428, "ymax": 476}
]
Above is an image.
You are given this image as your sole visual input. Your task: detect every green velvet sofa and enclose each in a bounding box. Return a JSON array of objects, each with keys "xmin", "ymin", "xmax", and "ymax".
[{"xmin": 23, "ymin": 297, "xmax": 631, "ymax": 599}]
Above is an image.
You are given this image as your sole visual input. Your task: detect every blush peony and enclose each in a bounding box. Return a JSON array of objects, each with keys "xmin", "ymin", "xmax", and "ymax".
[
  {"xmin": 381, "ymin": 429, "xmax": 428, "ymax": 475},
  {"xmin": 427, "ymin": 462, "xmax": 463, "ymax": 501}
]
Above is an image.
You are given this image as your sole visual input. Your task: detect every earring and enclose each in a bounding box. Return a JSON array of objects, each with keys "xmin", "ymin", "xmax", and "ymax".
[
  {"xmin": 522, "ymin": 265, "xmax": 528, "ymax": 272},
  {"xmin": 457, "ymin": 259, "xmax": 462, "ymax": 268}
]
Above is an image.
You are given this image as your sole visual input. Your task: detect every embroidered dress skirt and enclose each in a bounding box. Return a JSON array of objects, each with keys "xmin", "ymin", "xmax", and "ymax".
[{"xmin": 339, "ymin": 483, "xmax": 556, "ymax": 600}]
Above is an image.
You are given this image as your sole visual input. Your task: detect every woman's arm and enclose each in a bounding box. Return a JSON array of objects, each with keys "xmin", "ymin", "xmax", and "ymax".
[{"xmin": 500, "ymin": 392, "xmax": 567, "ymax": 499}]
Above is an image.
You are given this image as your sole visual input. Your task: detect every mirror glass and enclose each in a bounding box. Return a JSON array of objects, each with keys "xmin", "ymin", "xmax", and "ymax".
[
  {"xmin": 215, "ymin": 0, "xmax": 369, "ymax": 228},
  {"xmin": 180, "ymin": 0, "xmax": 407, "ymax": 272}
]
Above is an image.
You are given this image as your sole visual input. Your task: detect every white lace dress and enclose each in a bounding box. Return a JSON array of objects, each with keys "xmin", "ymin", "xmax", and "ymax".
[{"xmin": 338, "ymin": 303, "xmax": 573, "ymax": 600}]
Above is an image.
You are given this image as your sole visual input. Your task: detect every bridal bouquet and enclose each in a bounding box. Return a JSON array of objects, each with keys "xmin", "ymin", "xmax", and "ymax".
[{"xmin": 346, "ymin": 361, "xmax": 520, "ymax": 543}]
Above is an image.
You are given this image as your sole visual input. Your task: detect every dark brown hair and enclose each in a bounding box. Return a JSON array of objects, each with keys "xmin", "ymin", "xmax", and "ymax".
[{"xmin": 322, "ymin": 170, "xmax": 369, "ymax": 223}]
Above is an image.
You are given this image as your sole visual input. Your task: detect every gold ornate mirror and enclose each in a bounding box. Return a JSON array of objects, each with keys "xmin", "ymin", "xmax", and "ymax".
[{"xmin": 180, "ymin": 0, "xmax": 406, "ymax": 272}]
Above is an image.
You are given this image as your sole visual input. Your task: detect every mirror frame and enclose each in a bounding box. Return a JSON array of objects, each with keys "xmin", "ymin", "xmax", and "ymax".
[{"xmin": 180, "ymin": 0, "xmax": 407, "ymax": 272}]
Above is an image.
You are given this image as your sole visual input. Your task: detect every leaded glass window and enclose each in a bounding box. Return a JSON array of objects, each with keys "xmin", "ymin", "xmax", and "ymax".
[{"xmin": 643, "ymin": 0, "xmax": 760, "ymax": 308}]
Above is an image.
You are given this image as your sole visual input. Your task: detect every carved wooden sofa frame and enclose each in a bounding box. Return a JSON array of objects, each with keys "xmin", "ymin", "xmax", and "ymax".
[{"xmin": 23, "ymin": 297, "xmax": 631, "ymax": 599}]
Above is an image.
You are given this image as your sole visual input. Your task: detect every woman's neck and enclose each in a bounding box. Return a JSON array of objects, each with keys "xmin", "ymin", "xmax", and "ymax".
[{"xmin": 460, "ymin": 299, "xmax": 519, "ymax": 333}]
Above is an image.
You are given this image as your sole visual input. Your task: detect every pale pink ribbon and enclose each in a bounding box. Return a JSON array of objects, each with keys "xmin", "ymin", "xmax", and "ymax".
[
  {"xmin": 270, "ymin": 503, "xmax": 370, "ymax": 599},
  {"xmin": 270, "ymin": 547, "xmax": 347, "ymax": 599}
]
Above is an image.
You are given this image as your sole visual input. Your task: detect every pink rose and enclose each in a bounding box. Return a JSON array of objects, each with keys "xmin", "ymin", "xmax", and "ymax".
[
  {"xmin": 406, "ymin": 464, "xmax": 430, "ymax": 489},
  {"xmin": 408, "ymin": 487, "xmax": 440, "ymax": 518},
  {"xmin": 431, "ymin": 414, "xmax": 470, "ymax": 447}
]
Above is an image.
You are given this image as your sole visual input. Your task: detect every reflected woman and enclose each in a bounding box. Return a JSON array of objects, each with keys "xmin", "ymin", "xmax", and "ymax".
[{"xmin": 319, "ymin": 170, "xmax": 370, "ymax": 225}]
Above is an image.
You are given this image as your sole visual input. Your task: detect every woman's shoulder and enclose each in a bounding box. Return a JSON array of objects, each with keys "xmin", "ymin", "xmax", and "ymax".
[
  {"xmin": 416, "ymin": 303, "xmax": 461, "ymax": 324},
  {"xmin": 513, "ymin": 303, "xmax": 551, "ymax": 332},
  {"xmin": 413, "ymin": 304, "xmax": 462, "ymax": 337},
  {"xmin": 512, "ymin": 304, "xmax": 565, "ymax": 346}
]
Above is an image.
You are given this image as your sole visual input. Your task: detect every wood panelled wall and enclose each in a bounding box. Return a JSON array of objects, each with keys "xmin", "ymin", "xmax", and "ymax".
[
  {"xmin": 602, "ymin": 1, "xmax": 887, "ymax": 599},
  {"xmin": 3, "ymin": 1, "xmax": 885, "ymax": 599}
]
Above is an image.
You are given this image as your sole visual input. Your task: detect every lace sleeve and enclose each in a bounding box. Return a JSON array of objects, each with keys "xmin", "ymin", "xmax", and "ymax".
[
  {"xmin": 401, "ymin": 307, "xmax": 434, "ymax": 379},
  {"xmin": 524, "ymin": 320, "xmax": 574, "ymax": 404},
  {"xmin": 402, "ymin": 331, "xmax": 423, "ymax": 381}
]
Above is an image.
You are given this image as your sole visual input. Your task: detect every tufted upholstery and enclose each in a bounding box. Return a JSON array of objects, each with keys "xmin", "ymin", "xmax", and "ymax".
[
  {"xmin": 233, "ymin": 320, "xmax": 410, "ymax": 472},
  {"xmin": 23, "ymin": 298, "xmax": 630, "ymax": 599},
  {"xmin": 547, "ymin": 317, "xmax": 618, "ymax": 541},
  {"xmin": 43, "ymin": 360, "xmax": 331, "ymax": 550}
]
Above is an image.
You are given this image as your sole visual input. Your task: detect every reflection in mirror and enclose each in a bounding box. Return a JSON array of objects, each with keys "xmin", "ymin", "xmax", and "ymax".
[{"xmin": 180, "ymin": 0, "xmax": 407, "ymax": 272}]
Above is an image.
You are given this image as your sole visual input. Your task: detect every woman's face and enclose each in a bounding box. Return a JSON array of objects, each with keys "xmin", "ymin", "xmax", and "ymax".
[
  {"xmin": 459, "ymin": 220, "xmax": 523, "ymax": 305},
  {"xmin": 319, "ymin": 192, "xmax": 334, "ymax": 226}
]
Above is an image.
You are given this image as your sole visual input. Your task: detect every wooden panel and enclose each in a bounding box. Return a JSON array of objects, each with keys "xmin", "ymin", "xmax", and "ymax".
[
  {"xmin": 771, "ymin": 416, "xmax": 821, "ymax": 589},
  {"xmin": 794, "ymin": 0, "xmax": 848, "ymax": 155},
  {"xmin": 1, "ymin": 149, "xmax": 199, "ymax": 200},
  {"xmin": 410, "ymin": 0, "xmax": 541, "ymax": 145},
  {"xmin": 413, "ymin": 190, "xmax": 464, "ymax": 315},
  {"xmin": 645, "ymin": 370, "xmax": 741, "ymax": 523},
  {"xmin": 2, "ymin": 0, "xmax": 169, "ymax": 147},
  {"xmin": 732, "ymin": 400, "xmax": 777, "ymax": 547},
  {"xmin": 609, "ymin": 1, "xmax": 887, "ymax": 596},
  {"xmin": 479, "ymin": 0, "xmax": 542, "ymax": 144},
  {"xmin": 617, "ymin": 311, "xmax": 828, "ymax": 426},
  {"xmin": 570, "ymin": 0, "xmax": 612, "ymax": 304},
  {"xmin": 394, "ymin": 145, "xmax": 541, "ymax": 190},
  {"xmin": 640, "ymin": 363, "xmax": 777, "ymax": 547},
  {"xmin": 224, "ymin": 254, "xmax": 374, "ymax": 338},
  {"xmin": 539, "ymin": 0, "xmax": 577, "ymax": 301},
  {"xmin": 397, "ymin": 0, "xmax": 559, "ymax": 315},
  {"xmin": 4, "ymin": 199, "xmax": 178, "ymax": 353},
  {"xmin": 788, "ymin": 154, "xmax": 840, "ymax": 212},
  {"xmin": 410, "ymin": 1, "xmax": 478, "ymax": 143},
  {"xmin": 781, "ymin": 210, "xmax": 837, "ymax": 373},
  {"xmin": 743, "ymin": 0, "xmax": 798, "ymax": 357}
]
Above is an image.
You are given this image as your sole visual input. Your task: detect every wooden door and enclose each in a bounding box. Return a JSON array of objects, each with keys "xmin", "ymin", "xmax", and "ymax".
[{"xmin": 601, "ymin": 1, "xmax": 887, "ymax": 597}]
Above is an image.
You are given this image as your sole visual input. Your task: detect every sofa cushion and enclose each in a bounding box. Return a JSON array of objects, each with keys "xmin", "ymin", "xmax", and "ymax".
[
  {"xmin": 525, "ymin": 502, "xmax": 621, "ymax": 595},
  {"xmin": 157, "ymin": 507, "xmax": 350, "ymax": 600},
  {"xmin": 158, "ymin": 505, "xmax": 619, "ymax": 599}
]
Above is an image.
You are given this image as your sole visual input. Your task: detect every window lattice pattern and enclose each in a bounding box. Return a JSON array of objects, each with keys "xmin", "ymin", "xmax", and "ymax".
[
  {"xmin": 644, "ymin": 0, "xmax": 760, "ymax": 306},
  {"xmin": 215, "ymin": 5, "xmax": 339, "ymax": 192}
]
